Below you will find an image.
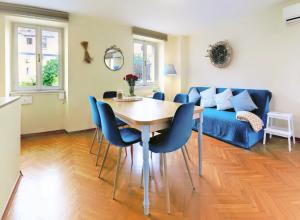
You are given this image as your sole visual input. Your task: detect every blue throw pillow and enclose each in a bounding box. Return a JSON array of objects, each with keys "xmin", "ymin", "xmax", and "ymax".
[
  {"xmin": 230, "ymin": 90, "xmax": 258, "ymax": 112},
  {"xmin": 188, "ymin": 88, "xmax": 201, "ymax": 105}
]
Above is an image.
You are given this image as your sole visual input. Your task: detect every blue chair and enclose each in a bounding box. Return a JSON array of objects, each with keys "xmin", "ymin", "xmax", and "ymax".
[
  {"xmin": 173, "ymin": 93, "xmax": 189, "ymax": 104},
  {"xmin": 143, "ymin": 102, "xmax": 195, "ymax": 213},
  {"xmin": 155, "ymin": 93, "xmax": 191, "ymax": 160},
  {"xmin": 88, "ymin": 96, "xmax": 105, "ymax": 165},
  {"xmin": 152, "ymin": 92, "xmax": 165, "ymax": 100},
  {"xmin": 97, "ymin": 101, "xmax": 142, "ymax": 199},
  {"xmin": 88, "ymin": 96, "xmax": 129, "ymax": 165}
]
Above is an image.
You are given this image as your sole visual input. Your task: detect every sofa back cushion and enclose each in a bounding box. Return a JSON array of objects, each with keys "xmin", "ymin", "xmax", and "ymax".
[
  {"xmin": 188, "ymin": 87, "xmax": 272, "ymax": 119},
  {"xmin": 188, "ymin": 88, "xmax": 201, "ymax": 105}
]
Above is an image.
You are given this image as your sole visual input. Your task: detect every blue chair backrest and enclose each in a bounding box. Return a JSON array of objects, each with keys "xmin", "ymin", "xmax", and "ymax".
[
  {"xmin": 96, "ymin": 101, "xmax": 124, "ymax": 147},
  {"xmin": 153, "ymin": 92, "xmax": 165, "ymax": 100},
  {"xmin": 173, "ymin": 93, "xmax": 189, "ymax": 104},
  {"xmin": 88, "ymin": 96, "xmax": 101, "ymax": 128},
  {"xmin": 103, "ymin": 91, "xmax": 117, "ymax": 98},
  {"xmin": 164, "ymin": 103, "xmax": 195, "ymax": 152}
]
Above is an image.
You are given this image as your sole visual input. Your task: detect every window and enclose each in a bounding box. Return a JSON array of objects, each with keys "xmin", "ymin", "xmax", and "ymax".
[
  {"xmin": 133, "ymin": 39, "xmax": 158, "ymax": 86},
  {"xmin": 13, "ymin": 23, "xmax": 63, "ymax": 91}
]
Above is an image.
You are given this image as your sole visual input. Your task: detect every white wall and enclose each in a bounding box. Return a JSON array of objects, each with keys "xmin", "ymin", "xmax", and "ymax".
[
  {"xmin": 164, "ymin": 36, "xmax": 188, "ymax": 100},
  {"xmin": 65, "ymin": 14, "xmax": 135, "ymax": 131},
  {"xmin": 186, "ymin": 3, "xmax": 300, "ymax": 137},
  {"xmin": 0, "ymin": 16, "xmax": 5, "ymax": 97}
]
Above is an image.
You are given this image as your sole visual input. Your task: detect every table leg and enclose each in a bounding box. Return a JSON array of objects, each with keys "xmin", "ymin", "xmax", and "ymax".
[
  {"xmin": 198, "ymin": 112, "xmax": 203, "ymax": 176},
  {"xmin": 141, "ymin": 125, "xmax": 150, "ymax": 215}
]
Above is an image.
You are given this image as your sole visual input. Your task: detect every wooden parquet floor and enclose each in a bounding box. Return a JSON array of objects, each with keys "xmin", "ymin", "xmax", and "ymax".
[{"xmin": 4, "ymin": 131, "xmax": 300, "ymax": 220}]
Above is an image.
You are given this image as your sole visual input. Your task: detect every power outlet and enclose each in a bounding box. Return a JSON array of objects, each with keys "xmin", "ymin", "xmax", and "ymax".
[
  {"xmin": 20, "ymin": 96, "xmax": 32, "ymax": 105},
  {"xmin": 58, "ymin": 92, "xmax": 65, "ymax": 100}
]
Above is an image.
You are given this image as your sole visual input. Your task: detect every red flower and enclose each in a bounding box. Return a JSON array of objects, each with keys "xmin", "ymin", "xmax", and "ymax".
[{"xmin": 124, "ymin": 74, "xmax": 139, "ymax": 82}]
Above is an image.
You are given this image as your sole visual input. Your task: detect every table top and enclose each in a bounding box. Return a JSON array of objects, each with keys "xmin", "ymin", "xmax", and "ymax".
[{"xmin": 100, "ymin": 97, "xmax": 203, "ymax": 126}]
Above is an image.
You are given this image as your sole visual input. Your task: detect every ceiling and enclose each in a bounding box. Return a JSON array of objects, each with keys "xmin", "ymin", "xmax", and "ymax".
[{"xmin": 2, "ymin": 0, "xmax": 286, "ymax": 34}]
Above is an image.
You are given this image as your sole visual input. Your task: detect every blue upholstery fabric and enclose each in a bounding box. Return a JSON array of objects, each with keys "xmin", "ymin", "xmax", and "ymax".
[
  {"xmin": 88, "ymin": 96, "xmax": 101, "ymax": 128},
  {"xmin": 189, "ymin": 87, "xmax": 272, "ymax": 149},
  {"xmin": 153, "ymin": 92, "xmax": 165, "ymax": 100},
  {"xmin": 148, "ymin": 103, "xmax": 194, "ymax": 153},
  {"xmin": 119, "ymin": 128, "xmax": 141, "ymax": 145},
  {"xmin": 97, "ymin": 101, "xmax": 141, "ymax": 147},
  {"xmin": 103, "ymin": 91, "xmax": 117, "ymax": 98},
  {"xmin": 173, "ymin": 93, "xmax": 189, "ymax": 104}
]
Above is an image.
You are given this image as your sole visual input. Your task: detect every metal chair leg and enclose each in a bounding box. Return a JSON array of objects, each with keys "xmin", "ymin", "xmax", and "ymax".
[
  {"xmin": 113, "ymin": 148, "xmax": 122, "ymax": 200},
  {"xmin": 89, "ymin": 128, "xmax": 97, "ymax": 153},
  {"xmin": 95, "ymin": 134, "xmax": 104, "ymax": 166},
  {"xmin": 140, "ymin": 168, "xmax": 144, "ymax": 188},
  {"xmin": 130, "ymin": 145, "xmax": 134, "ymax": 168},
  {"xmin": 184, "ymin": 144, "xmax": 191, "ymax": 161},
  {"xmin": 98, "ymin": 143, "xmax": 110, "ymax": 178},
  {"xmin": 159, "ymin": 153, "xmax": 163, "ymax": 176},
  {"xmin": 125, "ymin": 148, "xmax": 127, "ymax": 157},
  {"xmin": 181, "ymin": 148, "xmax": 195, "ymax": 190},
  {"xmin": 162, "ymin": 153, "xmax": 171, "ymax": 214}
]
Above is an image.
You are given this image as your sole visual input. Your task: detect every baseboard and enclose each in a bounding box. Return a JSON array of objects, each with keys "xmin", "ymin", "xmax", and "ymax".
[
  {"xmin": 1, "ymin": 171, "xmax": 22, "ymax": 220},
  {"xmin": 66, "ymin": 128, "xmax": 94, "ymax": 134},
  {"xmin": 21, "ymin": 128, "xmax": 97, "ymax": 138},
  {"xmin": 21, "ymin": 129, "xmax": 66, "ymax": 138}
]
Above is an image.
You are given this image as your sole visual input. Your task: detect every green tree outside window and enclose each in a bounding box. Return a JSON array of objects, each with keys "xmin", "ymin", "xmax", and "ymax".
[{"xmin": 42, "ymin": 59, "xmax": 59, "ymax": 86}]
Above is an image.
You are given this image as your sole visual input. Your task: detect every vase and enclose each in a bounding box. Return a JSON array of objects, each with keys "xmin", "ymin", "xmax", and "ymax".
[{"xmin": 129, "ymin": 85, "xmax": 135, "ymax": 96}]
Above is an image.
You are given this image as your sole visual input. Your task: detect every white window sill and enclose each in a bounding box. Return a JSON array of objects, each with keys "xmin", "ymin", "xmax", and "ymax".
[
  {"xmin": 135, "ymin": 83, "xmax": 159, "ymax": 90},
  {"xmin": 10, "ymin": 89, "xmax": 65, "ymax": 95}
]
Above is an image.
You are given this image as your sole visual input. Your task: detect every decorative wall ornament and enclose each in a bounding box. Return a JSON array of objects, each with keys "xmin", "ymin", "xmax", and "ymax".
[
  {"xmin": 81, "ymin": 41, "xmax": 93, "ymax": 63},
  {"xmin": 206, "ymin": 41, "xmax": 232, "ymax": 68}
]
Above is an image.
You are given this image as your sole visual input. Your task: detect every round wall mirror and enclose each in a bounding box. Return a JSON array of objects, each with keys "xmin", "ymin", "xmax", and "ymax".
[{"xmin": 104, "ymin": 45, "xmax": 124, "ymax": 71}]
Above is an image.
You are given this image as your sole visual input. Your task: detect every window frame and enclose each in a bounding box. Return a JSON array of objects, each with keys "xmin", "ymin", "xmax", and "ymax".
[
  {"xmin": 12, "ymin": 22, "xmax": 64, "ymax": 92},
  {"xmin": 133, "ymin": 39, "xmax": 159, "ymax": 87}
]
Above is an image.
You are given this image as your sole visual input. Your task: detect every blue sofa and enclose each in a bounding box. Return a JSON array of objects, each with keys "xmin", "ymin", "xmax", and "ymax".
[{"xmin": 189, "ymin": 87, "xmax": 272, "ymax": 149}]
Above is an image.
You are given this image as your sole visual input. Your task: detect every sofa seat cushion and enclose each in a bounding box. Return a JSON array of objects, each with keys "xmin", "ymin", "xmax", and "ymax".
[{"xmin": 193, "ymin": 108, "xmax": 263, "ymax": 148}]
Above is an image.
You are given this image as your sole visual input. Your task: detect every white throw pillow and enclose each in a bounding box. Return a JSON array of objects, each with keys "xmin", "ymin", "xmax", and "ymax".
[
  {"xmin": 214, "ymin": 88, "xmax": 233, "ymax": 110},
  {"xmin": 200, "ymin": 87, "xmax": 216, "ymax": 107}
]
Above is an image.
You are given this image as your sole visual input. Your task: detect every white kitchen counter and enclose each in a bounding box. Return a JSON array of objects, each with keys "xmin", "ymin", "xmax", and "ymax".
[{"xmin": 0, "ymin": 96, "xmax": 20, "ymax": 108}]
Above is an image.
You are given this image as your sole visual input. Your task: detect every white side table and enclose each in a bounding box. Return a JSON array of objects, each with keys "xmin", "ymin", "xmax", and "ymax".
[{"xmin": 263, "ymin": 112, "xmax": 296, "ymax": 152}]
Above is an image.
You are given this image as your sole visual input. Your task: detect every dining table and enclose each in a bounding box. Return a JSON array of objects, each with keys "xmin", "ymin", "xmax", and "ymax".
[{"xmin": 101, "ymin": 97, "xmax": 203, "ymax": 215}]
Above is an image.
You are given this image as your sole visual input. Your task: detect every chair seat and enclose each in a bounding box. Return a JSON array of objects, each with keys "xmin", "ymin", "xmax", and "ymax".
[
  {"xmin": 156, "ymin": 128, "xmax": 169, "ymax": 134},
  {"xmin": 140, "ymin": 132, "xmax": 175, "ymax": 153},
  {"xmin": 116, "ymin": 118, "xmax": 127, "ymax": 127},
  {"xmin": 120, "ymin": 128, "xmax": 141, "ymax": 145}
]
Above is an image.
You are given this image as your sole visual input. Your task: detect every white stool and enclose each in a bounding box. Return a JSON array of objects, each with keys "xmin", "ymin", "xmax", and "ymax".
[{"xmin": 263, "ymin": 112, "xmax": 296, "ymax": 152}]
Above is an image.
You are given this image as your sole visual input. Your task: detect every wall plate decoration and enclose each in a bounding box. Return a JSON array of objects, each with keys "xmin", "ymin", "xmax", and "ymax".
[{"xmin": 206, "ymin": 41, "xmax": 232, "ymax": 68}]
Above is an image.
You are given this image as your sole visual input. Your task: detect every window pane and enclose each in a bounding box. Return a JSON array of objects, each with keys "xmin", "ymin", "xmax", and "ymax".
[
  {"xmin": 133, "ymin": 42, "xmax": 143, "ymax": 83},
  {"xmin": 17, "ymin": 27, "xmax": 37, "ymax": 87},
  {"xmin": 146, "ymin": 44, "xmax": 155, "ymax": 83},
  {"xmin": 42, "ymin": 30, "xmax": 60, "ymax": 87}
]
